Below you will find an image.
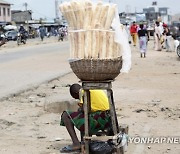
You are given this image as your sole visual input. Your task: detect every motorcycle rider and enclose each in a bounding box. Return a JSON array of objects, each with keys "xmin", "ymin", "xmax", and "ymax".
[
  {"xmin": 58, "ymin": 26, "xmax": 65, "ymax": 41},
  {"xmin": 0, "ymin": 33, "xmax": 6, "ymax": 46},
  {"xmin": 19, "ymin": 25, "xmax": 27, "ymax": 40}
]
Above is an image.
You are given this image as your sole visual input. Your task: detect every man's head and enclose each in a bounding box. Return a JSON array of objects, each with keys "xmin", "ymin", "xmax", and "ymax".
[
  {"xmin": 140, "ymin": 24, "xmax": 144, "ymax": 29},
  {"xmin": 156, "ymin": 21, "xmax": 159, "ymax": 26},
  {"xmin": 69, "ymin": 83, "xmax": 81, "ymax": 99},
  {"xmin": 163, "ymin": 23, "xmax": 167, "ymax": 28}
]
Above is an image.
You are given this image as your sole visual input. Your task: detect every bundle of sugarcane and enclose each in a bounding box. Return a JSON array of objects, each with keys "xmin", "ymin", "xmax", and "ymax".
[{"xmin": 59, "ymin": 0, "xmax": 122, "ymax": 59}]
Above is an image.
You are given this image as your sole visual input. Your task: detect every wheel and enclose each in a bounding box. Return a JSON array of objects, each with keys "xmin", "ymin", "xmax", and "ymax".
[
  {"xmin": 17, "ymin": 37, "xmax": 21, "ymax": 45},
  {"xmin": 58, "ymin": 36, "xmax": 60, "ymax": 41},
  {"xmin": 23, "ymin": 39, "xmax": 26, "ymax": 44},
  {"xmin": 177, "ymin": 45, "xmax": 180, "ymax": 58}
]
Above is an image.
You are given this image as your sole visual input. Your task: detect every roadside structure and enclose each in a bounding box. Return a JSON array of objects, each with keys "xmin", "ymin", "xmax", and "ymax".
[{"xmin": 0, "ymin": 0, "xmax": 11, "ymax": 25}]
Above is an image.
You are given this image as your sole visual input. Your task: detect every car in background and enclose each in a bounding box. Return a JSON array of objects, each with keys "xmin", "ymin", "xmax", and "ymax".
[
  {"xmin": 175, "ymin": 36, "xmax": 180, "ymax": 58},
  {"xmin": 170, "ymin": 21, "xmax": 180, "ymax": 38},
  {"xmin": 5, "ymin": 30, "xmax": 18, "ymax": 41}
]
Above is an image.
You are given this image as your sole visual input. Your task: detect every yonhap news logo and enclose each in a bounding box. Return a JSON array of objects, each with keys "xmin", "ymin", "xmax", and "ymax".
[
  {"xmin": 128, "ymin": 136, "xmax": 180, "ymax": 144},
  {"xmin": 111, "ymin": 135, "xmax": 180, "ymax": 148}
]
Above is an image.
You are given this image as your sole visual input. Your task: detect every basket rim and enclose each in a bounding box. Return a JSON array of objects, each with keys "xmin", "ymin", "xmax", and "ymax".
[{"xmin": 69, "ymin": 57, "xmax": 122, "ymax": 63}]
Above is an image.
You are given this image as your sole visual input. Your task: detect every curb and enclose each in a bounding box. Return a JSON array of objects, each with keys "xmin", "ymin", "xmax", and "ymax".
[{"xmin": 0, "ymin": 71, "xmax": 72, "ymax": 101}]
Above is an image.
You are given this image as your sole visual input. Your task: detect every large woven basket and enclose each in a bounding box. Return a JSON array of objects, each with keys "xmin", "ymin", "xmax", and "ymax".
[{"xmin": 69, "ymin": 57, "xmax": 122, "ymax": 81}]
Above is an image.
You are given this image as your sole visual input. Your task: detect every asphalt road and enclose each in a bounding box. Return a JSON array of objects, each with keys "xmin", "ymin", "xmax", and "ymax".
[{"xmin": 0, "ymin": 41, "xmax": 71, "ymax": 100}]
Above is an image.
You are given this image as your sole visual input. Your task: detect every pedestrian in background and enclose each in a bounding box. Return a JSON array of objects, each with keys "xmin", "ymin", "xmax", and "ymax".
[
  {"xmin": 163, "ymin": 24, "xmax": 172, "ymax": 52},
  {"xmin": 130, "ymin": 21, "xmax": 138, "ymax": 46},
  {"xmin": 154, "ymin": 21, "xmax": 162, "ymax": 51},
  {"xmin": 138, "ymin": 24, "xmax": 149, "ymax": 58},
  {"xmin": 125, "ymin": 23, "xmax": 131, "ymax": 44},
  {"xmin": 39, "ymin": 26, "xmax": 46, "ymax": 41}
]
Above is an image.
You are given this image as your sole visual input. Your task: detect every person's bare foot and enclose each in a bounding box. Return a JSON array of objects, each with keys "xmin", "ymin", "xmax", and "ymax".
[{"xmin": 60, "ymin": 144, "xmax": 81, "ymax": 153}]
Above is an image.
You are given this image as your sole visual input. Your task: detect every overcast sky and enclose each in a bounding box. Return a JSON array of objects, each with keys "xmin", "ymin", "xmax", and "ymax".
[{"xmin": 7, "ymin": 0, "xmax": 180, "ymax": 20}]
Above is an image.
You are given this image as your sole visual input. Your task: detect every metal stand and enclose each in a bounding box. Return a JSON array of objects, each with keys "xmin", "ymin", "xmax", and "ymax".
[{"xmin": 81, "ymin": 81, "xmax": 124, "ymax": 154}]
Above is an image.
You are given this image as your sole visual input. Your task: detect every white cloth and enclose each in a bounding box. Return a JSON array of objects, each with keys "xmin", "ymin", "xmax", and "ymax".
[
  {"xmin": 154, "ymin": 25, "xmax": 162, "ymax": 51},
  {"xmin": 159, "ymin": 22, "xmax": 164, "ymax": 35},
  {"xmin": 111, "ymin": 6, "xmax": 131, "ymax": 73}
]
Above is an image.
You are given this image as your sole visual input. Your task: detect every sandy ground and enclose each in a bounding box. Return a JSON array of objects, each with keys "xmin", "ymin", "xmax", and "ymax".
[{"xmin": 0, "ymin": 39, "xmax": 180, "ymax": 154}]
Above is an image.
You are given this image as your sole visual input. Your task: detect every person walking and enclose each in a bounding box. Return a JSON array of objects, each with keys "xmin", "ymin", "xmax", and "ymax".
[
  {"xmin": 138, "ymin": 24, "xmax": 149, "ymax": 58},
  {"xmin": 39, "ymin": 26, "xmax": 46, "ymax": 41},
  {"xmin": 130, "ymin": 21, "xmax": 138, "ymax": 46},
  {"xmin": 154, "ymin": 21, "xmax": 162, "ymax": 51},
  {"xmin": 163, "ymin": 24, "xmax": 172, "ymax": 52},
  {"xmin": 125, "ymin": 23, "xmax": 132, "ymax": 44}
]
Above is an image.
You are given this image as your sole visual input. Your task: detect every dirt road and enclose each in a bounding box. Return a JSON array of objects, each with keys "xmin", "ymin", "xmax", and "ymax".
[
  {"xmin": 0, "ymin": 40, "xmax": 179, "ymax": 154},
  {"xmin": 0, "ymin": 41, "xmax": 70, "ymax": 100}
]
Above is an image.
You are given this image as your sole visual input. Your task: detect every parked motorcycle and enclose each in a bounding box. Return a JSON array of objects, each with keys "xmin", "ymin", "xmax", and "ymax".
[
  {"xmin": 177, "ymin": 44, "xmax": 180, "ymax": 58},
  {"xmin": 0, "ymin": 34, "xmax": 7, "ymax": 47},
  {"xmin": 175, "ymin": 36, "xmax": 180, "ymax": 58},
  {"xmin": 17, "ymin": 32, "xmax": 27, "ymax": 45}
]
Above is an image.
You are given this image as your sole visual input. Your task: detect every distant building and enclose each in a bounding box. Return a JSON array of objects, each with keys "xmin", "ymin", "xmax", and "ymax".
[
  {"xmin": 172, "ymin": 13, "xmax": 180, "ymax": 22},
  {"xmin": 158, "ymin": 7, "xmax": 171, "ymax": 24},
  {"xmin": 119, "ymin": 5, "xmax": 171, "ymax": 25},
  {"xmin": 159, "ymin": 8, "xmax": 168, "ymax": 15},
  {"xmin": 11, "ymin": 10, "xmax": 32, "ymax": 25},
  {"xmin": 119, "ymin": 12, "xmax": 136, "ymax": 24},
  {"xmin": 0, "ymin": 0, "xmax": 11, "ymax": 24},
  {"xmin": 143, "ymin": 7, "xmax": 156, "ymax": 14},
  {"xmin": 143, "ymin": 7, "xmax": 159, "ymax": 22},
  {"xmin": 143, "ymin": 7, "xmax": 171, "ymax": 24}
]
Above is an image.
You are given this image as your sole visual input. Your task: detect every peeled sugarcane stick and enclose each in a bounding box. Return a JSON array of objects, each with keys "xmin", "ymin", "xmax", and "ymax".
[
  {"xmin": 91, "ymin": 30, "xmax": 99, "ymax": 58},
  {"xmin": 77, "ymin": 1, "xmax": 85, "ymax": 29},
  {"xmin": 71, "ymin": 0, "xmax": 85, "ymax": 29},
  {"xmin": 59, "ymin": 3, "xmax": 74, "ymax": 28},
  {"xmin": 98, "ymin": 4, "xmax": 109, "ymax": 29},
  {"xmin": 100, "ymin": 31, "xmax": 107, "ymax": 59},
  {"xmin": 106, "ymin": 31, "xmax": 114, "ymax": 59},
  {"xmin": 69, "ymin": 1, "xmax": 79, "ymax": 28},
  {"xmin": 59, "ymin": 4, "xmax": 67, "ymax": 24},
  {"xmin": 84, "ymin": 30, "xmax": 92, "ymax": 58},
  {"xmin": 84, "ymin": 0, "xmax": 93, "ymax": 29},
  {"xmin": 104, "ymin": 4, "xmax": 116, "ymax": 29},
  {"xmin": 87, "ymin": 30, "xmax": 92, "ymax": 58},
  {"xmin": 95, "ymin": 30, "xmax": 100, "ymax": 58},
  {"xmin": 66, "ymin": 2, "xmax": 77, "ymax": 29},
  {"xmin": 98, "ymin": 30, "xmax": 103, "ymax": 58},
  {"xmin": 69, "ymin": 1, "xmax": 81, "ymax": 29},
  {"xmin": 77, "ymin": 31, "xmax": 85, "ymax": 59},
  {"xmin": 92, "ymin": 2, "xmax": 103, "ymax": 29},
  {"xmin": 73, "ymin": 32, "xmax": 79, "ymax": 58},
  {"xmin": 113, "ymin": 42, "xmax": 122, "ymax": 58},
  {"xmin": 69, "ymin": 32, "xmax": 74, "ymax": 58},
  {"xmin": 113, "ymin": 42, "xmax": 117, "ymax": 58}
]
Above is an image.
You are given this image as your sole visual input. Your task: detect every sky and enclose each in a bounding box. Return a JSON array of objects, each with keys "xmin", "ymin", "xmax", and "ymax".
[{"xmin": 7, "ymin": 0, "xmax": 180, "ymax": 20}]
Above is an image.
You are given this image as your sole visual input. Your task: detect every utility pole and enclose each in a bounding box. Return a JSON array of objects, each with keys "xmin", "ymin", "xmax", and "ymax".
[
  {"xmin": 126, "ymin": 5, "xmax": 130, "ymax": 16},
  {"xmin": 55, "ymin": 0, "xmax": 59, "ymax": 23},
  {"xmin": 59, "ymin": 0, "xmax": 62, "ymax": 21},
  {"xmin": 24, "ymin": 2, "xmax": 27, "ymax": 11},
  {"xmin": 23, "ymin": 2, "xmax": 29, "ymax": 32}
]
